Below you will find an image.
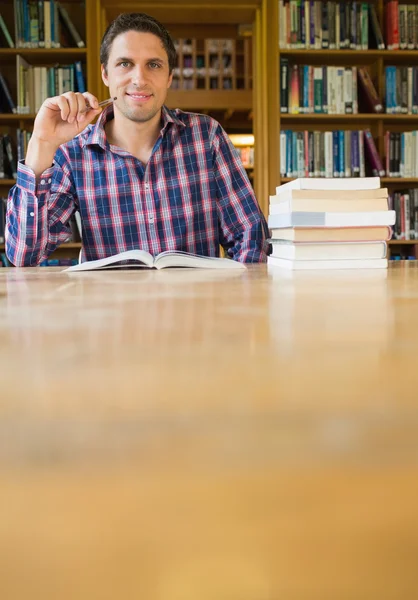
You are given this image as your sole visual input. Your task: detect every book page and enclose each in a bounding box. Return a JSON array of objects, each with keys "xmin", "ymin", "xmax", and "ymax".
[
  {"xmin": 154, "ymin": 251, "xmax": 246, "ymax": 270},
  {"xmin": 63, "ymin": 249, "xmax": 154, "ymax": 272}
]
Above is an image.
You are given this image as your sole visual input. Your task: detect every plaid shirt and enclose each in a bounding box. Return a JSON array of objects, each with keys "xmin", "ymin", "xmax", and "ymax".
[{"xmin": 6, "ymin": 105, "xmax": 268, "ymax": 266}]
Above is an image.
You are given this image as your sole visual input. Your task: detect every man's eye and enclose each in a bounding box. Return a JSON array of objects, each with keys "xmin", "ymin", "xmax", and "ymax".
[
  {"xmin": 149, "ymin": 62, "xmax": 161, "ymax": 69},
  {"xmin": 119, "ymin": 61, "xmax": 130, "ymax": 68}
]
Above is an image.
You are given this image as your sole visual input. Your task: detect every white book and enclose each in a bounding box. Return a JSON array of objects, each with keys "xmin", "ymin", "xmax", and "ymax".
[
  {"xmin": 64, "ymin": 250, "xmax": 246, "ymax": 272},
  {"xmin": 268, "ymin": 210, "xmax": 396, "ymax": 229},
  {"xmin": 275, "ymin": 176, "xmax": 380, "ymax": 195},
  {"xmin": 270, "ymin": 241, "xmax": 387, "ymax": 260},
  {"xmin": 268, "ymin": 256, "xmax": 388, "ymax": 270}
]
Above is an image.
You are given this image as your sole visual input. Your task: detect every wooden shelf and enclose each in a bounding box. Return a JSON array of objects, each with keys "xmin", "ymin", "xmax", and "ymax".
[
  {"xmin": 0, "ymin": 242, "xmax": 81, "ymax": 251},
  {"xmin": 0, "ymin": 48, "xmax": 87, "ymax": 58},
  {"xmin": 382, "ymin": 178, "xmax": 418, "ymax": 184},
  {"xmin": 166, "ymin": 90, "xmax": 252, "ymax": 110},
  {"xmin": 279, "ymin": 49, "xmax": 418, "ymax": 59},
  {"xmin": 280, "ymin": 113, "xmax": 418, "ymax": 121},
  {"xmin": 0, "ymin": 114, "xmax": 36, "ymax": 121},
  {"xmin": 389, "ymin": 240, "xmax": 418, "ymax": 245},
  {"xmin": 280, "ymin": 178, "xmax": 418, "ymax": 184},
  {"xmin": 0, "ymin": 179, "xmax": 16, "ymax": 186}
]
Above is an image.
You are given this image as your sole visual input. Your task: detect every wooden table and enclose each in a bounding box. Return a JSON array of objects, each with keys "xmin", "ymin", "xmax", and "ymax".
[{"xmin": 1, "ymin": 262, "xmax": 418, "ymax": 599}]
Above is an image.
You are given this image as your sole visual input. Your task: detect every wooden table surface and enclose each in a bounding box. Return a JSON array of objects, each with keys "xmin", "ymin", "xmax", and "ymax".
[{"xmin": 1, "ymin": 262, "xmax": 418, "ymax": 599}]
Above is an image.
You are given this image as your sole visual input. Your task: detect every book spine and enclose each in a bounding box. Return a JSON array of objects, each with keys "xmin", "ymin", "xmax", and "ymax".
[
  {"xmin": 345, "ymin": 129, "xmax": 352, "ymax": 177},
  {"xmin": 0, "ymin": 73, "xmax": 17, "ymax": 113},
  {"xmin": 37, "ymin": 0, "xmax": 44, "ymax": 47},
  {"xmin": 308, "ymin": 130, "xmax": 314, "ymax": 176},
  {"xmin": 332, "ymin": 130, "xmax": 339, "ymax": 177},
  {"xmin": 369, "ymin": 3, "xmax": 385, "ymax": 49},
  {"xmin": 57, "ymin": 2, "xmax": 85, "ymax": 48},
  {"xmin": 407, "ymin": 4, "xmax": 415, "ymax": 50},
  {"xmin": 358, "ymin": 67, "xmax": 383, "ymax": 113},
  {"xmin": 0, "ymin": 14, "xmax": 15, "ymax": 47},
  {"xmin": 400, "ymin": 66, "xmax": 408, "ymax": 114},
  {"xmin": 359, "ymin": 130, "xmax": 365, "ymax": 177},
  {"xmin": 325, "ymin": 131, "xmax": 333, "ymax": 177},
  {"xmin": 280, "ymin": 58, "xmax": 289, "ymax": 113},
  {"xmin": 364, "ymin": 129, "xmax": 385, "ymax": 176},
  {"xmin": 309, "ymin": 0, "xmax": 315, "ymax": 47},
  {"xmin": 356, "ymin": 0, "xmax": 362, "ymax": 49},
  {"xmin": 338, "ymin": 130, "xmax": 345, "ymax": 177},
  {"xmin": 344, "ymin": 67, "xmax": 353, "ymax": 114},
  {"xmin": 321, "ymin": 1, "xmax": 329, "ymax": 48},
  {"xmin": 399, "ymin": 3, "xmax": 407, "ymax": 49},
  {"xmin": 3, "ymin": 134, "xmax": 17, "ymax": 179},
  {"xmin": 280, "ymin": 130, "xmax": 287, "ymax": 177},
  {"xmin": 413, "ymin": 67, "xmax": 418, "ymax": 114},
  {"xmin": 361, "ymin": 2, "xmax": 368, "ymax": 49}
]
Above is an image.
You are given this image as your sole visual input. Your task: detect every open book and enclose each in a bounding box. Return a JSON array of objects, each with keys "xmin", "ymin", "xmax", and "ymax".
[{"xmin": 63, "ymin": 249, "xmax": 246, "ymax": 272}]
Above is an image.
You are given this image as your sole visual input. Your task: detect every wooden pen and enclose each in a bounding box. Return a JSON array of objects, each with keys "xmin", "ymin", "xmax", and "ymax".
[{"xmin": 81, "ymin": 96, "xmax": 117, "ymax": 113}]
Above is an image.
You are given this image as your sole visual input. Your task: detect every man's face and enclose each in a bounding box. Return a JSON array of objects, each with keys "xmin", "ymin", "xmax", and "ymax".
[{"xmin": 101, "ymin": 30, "xmax": 173, "ymax": 123}]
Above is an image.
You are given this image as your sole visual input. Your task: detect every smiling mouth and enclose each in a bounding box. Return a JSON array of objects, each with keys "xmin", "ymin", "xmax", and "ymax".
[{"xmin": 126, "ymin": 92, "xmax": 152, "ymax": 99}]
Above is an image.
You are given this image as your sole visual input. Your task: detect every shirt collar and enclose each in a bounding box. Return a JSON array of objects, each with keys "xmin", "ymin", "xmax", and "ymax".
[{"xmin": 82, "ymin": 103, "xmax": 185, "ymax": 149}]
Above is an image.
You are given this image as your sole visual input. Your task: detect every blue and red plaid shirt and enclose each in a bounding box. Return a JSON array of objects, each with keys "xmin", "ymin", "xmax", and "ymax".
[{"xmin": 6, "ymin": 105, "xmax": 268, "ymax": 266}]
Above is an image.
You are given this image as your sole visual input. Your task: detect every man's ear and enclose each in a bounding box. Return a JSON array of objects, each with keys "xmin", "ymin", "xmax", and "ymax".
[
  {"xmin": 101, "ymin": 64, "xmax": 109, "ymax": 88},
  {"xmin": 167, "ymin": 72, "xmax": 173, "ymax": 89}
]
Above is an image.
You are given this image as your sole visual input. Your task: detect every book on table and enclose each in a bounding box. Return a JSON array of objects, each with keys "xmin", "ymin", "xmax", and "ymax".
[
  {"xmin": 269, "ymin": 241, "xmax": 387, "ymax": 261},
  {"xmin": 267, "ymin": 177, "xmax": 392, "ymax": 270},
  {"xmin": 268, "ymin": 210, "xmax": 396, "ymax": 229},
  {"xmin": 269, "ymin": 226, "xmax": 392, "ymax": 242},
  {"xmin": 64, "ymin": 249, "xmax": 246, "ymax": 272},
  {"xmin": 275, "ymin": 176, "xmax": 381, "ymax": 194},
  {"xmin": 267, "ymin": 257, "xmax": 388, "ymax": 270}
]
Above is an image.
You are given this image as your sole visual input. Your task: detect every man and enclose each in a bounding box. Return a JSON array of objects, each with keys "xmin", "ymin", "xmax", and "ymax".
[{"xmin": 6, "ymin": 13, "xmax": 268, "ymax": 266}]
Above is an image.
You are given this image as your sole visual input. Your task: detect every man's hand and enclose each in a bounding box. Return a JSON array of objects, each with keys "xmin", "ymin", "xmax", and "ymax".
[
  {"xmin": 25, "ymin": 92, "xmax": 102, "ymax": 179},
  {"xmin": 33, "ymin": 91, "xmax": 102, "ymax": 147}
]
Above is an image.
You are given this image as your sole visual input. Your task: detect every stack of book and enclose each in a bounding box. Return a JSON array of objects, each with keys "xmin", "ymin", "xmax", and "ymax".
[{"xmin": 267, "ymin": 177, "xmax": 396, "ymax": 270}]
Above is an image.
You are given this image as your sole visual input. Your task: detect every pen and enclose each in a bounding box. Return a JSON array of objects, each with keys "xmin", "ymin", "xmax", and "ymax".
[{"xmin": 81, "ymin": 96, "xmax": 117, "ymax": 113}]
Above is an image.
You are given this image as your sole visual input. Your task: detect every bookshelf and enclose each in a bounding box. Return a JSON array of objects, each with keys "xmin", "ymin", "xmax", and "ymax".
[{"xmin": 268, "ymin": 0, "xmax": 418, "ymax": 259}]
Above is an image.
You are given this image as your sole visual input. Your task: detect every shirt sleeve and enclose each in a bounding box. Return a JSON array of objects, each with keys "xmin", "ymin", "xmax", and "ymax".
[
  {"xmin": 212, "ymin": 123, "xmax": 269, "ymax": 263},
  {"xmin": 5, "ymin": 153, "xmax": 76, "ymax": 266}
]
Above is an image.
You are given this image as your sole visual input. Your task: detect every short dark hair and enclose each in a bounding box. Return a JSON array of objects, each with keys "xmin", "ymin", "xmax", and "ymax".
[{"xmin": 100, "ymin": 13, "xmax": 177, "ymax": 73}]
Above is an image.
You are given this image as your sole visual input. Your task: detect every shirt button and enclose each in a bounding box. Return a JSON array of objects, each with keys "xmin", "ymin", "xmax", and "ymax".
[
  {"xmin": 149, "ymin": 216, "xmax": 155, "ymax": 223},
  {"xmin": 48, "ymin": 178, "xmax": 52, "ymax": 183},
  {"xmin": 145, "ymin": 184, "xmax": 150, "ymax": 190},
  {"xmin": 40, "ymin": 179, "xmax": 45, "ymax": 184},
  {"xmin": 30, "ymin": 212, "xmax": 34, "ymax": 217}
]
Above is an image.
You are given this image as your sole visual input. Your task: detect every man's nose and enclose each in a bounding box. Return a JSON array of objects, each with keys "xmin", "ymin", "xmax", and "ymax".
[{"xmin": 131, "ymin": 65, "xmax": 147, "ymax": 86}]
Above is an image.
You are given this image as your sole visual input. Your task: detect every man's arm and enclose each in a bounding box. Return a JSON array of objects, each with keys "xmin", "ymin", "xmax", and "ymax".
[
  {"xmin": 212, "ymin": 123, "xmax": 269, "ymax": 262},
  {"xmin": 5, "ymin": 91, "xmax": 101, "ymax": 266},
  {"xmin": 5, "ymin": 154, "xmax": 76, "ymax": 266}
]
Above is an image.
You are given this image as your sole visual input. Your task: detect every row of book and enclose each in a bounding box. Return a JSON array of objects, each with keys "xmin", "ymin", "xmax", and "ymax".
[
  {"xmin": 278, "ymin": 1, "xmax": 384, "ymax": 50},
  {"xmin": 267, "ymin": 177, "xmax": 394, "ymax": 270},
  {"xmin": 280, "ymin": 62, "xmax": 383, "ymax": 115},
  {"xmin": 280, "ymin": 129, "xmax": 386, "ymax": 179},
  {"xmin": 170, "ymin": 78, "xmax": 236, "ymax": 90},
  {"xmin": 386, "ymin": 1, "xmax": 418, "ymax": 50},
  {"xmin": 0, "ymin": 135, "xmax": 17, "ymax": 180},
  {"xmin": 385, "ymin": 131, "xmax": 418, "ymax": 178},
  {"xmin": 278, "ymin": 1, "xmax": 418, "ymax": 51},
  {"xmin": 385, "ymin": 66, "xmax": 418, "ymax": 114},
  {"xmin": 173, "ymin": 39, "xmax": 235, "ymax": 54},
  {"xmin": 390, "ymin": 189, "xmax": 418, "ymax": 240},
  {"xmin": 0, "ymin": 130, "xmax": 32, "ymax": 179},
  {"xmin": 233, "ymin": 146, "xmax": 254, "ymax": 168},
  {"xmin": 0, "ymin": 1, "xmax": 84, "ymax": 48},
  {"xmin": 0, "ymin": 59, "xmax": 86, "ymax": 115}
]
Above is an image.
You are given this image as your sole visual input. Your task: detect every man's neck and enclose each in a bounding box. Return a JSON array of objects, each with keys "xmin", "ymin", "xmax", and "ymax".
[{"xmin": 105, "ymin": 109, "xmax": 162, "ymax": 164}]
